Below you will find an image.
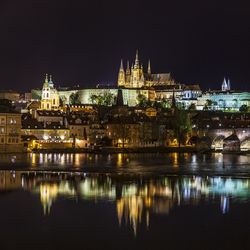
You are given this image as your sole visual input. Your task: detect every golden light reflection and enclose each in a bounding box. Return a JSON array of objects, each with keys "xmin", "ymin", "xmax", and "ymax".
[
  {"xmin": 40, "ymin": 183, "xmax": 58, "ymax": 215},
  {"xmin": 172, "ymin": 152, "xmax": 178, "ymax": 166},
  {"xmin": 0, "ymin": 171, "xmax": 250, "ymax": 235},
  {"xmin": 117, "ymin": 153, "xmax": 123, "ymax": 167}
]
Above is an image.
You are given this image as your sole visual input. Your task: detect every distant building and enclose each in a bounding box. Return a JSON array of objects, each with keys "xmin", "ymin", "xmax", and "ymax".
[
  {"xmin": 117, "ymin": 50, "xmax": 175, "ymax": 88},
  {"xmin": 0, "ymin": 101, "xmax": 22, "ymax": 152},
  {"xmin": 197, "ymin": 91, "xmax": 250, "ymax": 111},
  {"xmin": 221, "ymin": 78, "xmax": 231, "ymax": 91},
  {"xmin": 21, "ymin": 115, "xmax": 71, "ymax": 150},
  {"xmin": 0, "ymin": 90, "xmax": 20, "ymax": 102},
  {"xmin": 40, "ymin": 74, "xmax": 60, "ymax": 110}
]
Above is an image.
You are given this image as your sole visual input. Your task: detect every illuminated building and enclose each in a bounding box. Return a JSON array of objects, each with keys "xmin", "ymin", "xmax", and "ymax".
[
  {"xmin": 221, "ymin": 78, "xmax": 231, "ymax": 91},
  {"xmin": 0, "ymin": 108, "xmax": 22, "ymax": 152},
  {"xmin": 197, "ymin": 79, "xmax": 250, "ymax": 111},
  {"xmin": 118, "ymin": 50, "xmax": 175, "ymax": 88},
  {"xmin": 40, "ymin": 74, "xmax": 60, "ymax": 110},
  {"xmin": 21, "ymin": 116, "xmax": 71, "ymax": 149},
  {"xmin": 31, "ymin": 52, "xmax": 202, "ymax": 108},
  {"xmin": 67, "ymin": 115, "xmax": 90, "ymax": 148},
  {"xmin": 0, "ymin": 90, "xmax": 20, "ymax": 102}
]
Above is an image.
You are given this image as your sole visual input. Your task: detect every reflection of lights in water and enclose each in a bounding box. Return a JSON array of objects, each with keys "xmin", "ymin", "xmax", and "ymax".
[
  {"xmin": 79, "ymin": 178, "xmax": 116, "ymax": 199},
  {"xmin": 2, "ymin": 171, "xmax": 250, "ymax": 235},
  {"xmin": 40, "ymin": 184, "xmax": 58, "ymax": 215},
  {"xmin": 172, "ymin": 153, "xmax": 178, "ymax": 166},
  {"xmin": 117, "ymin": 154, "xmax": 123, "ymax": 167},
  {"xmin": 31, "ymin": 153, "xmax": 36, "ymax": 165},
  {"xmin": 107, "ymin": 154, "xmax": 111, "ymax": 164},
  {"xmin": 10, "ymin": 156, "xmax": 16, "ymax": 163},
  {"xmin": 215, "ymin": 153, "xmax": 223, "ymax": 164},
  {"xmin": 75, "ymin": 154, "xmax": 80, "ymax": 167},
  {"xmin": 61, "ymin": 154, "xmax": 65, "ymax": 164},
  {"xmin": 39, "ymin": 182, "xmax": 76, "ymax": 215},
  {"xmin": 191, "ymin": 154, "xmax": 197, "ymax": 164},
  {"xmin": 117, "ymin": 196, "xmax": 143, "ymax": 236},
  {"xmin": 183, "ymin": 153, "xmax": 188, "ymax": 160},
  {"xmin": 39, "ymin": 153, "xmax": 43, "ymax": 164},
  {"xmin": 220, "ymin": 196, "xmax": 229, "ymax": 214}
]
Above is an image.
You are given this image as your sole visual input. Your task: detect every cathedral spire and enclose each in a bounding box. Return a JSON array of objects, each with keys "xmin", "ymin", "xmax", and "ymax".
[
  {"xmin": 126, "ymin": 60, "xmax": 130, "ymax": 70},
  {"xmin": 134, "ymin": 49, "xmax": 139, "ymax": 68},
  {"xmin": 118, "ymin": 59, "xmax": 125, "ymax": 87},
  {"xmin": 126, "ymin": 60, "xmax": 130, "ymax": 74},
  {"xmin": 227, "ymin": 78, "xmax": 231, "ymax": 90},
  {"xmin": 147, "ymin": 60, "xmax": 151, "ymax": 75},
  {"xmin": 120, "ymin": 59, "xmax": 124, "ymax": 70},
  {"xmin": 222, "ymin": 77, "xmax": 228, "ymax": 91}
]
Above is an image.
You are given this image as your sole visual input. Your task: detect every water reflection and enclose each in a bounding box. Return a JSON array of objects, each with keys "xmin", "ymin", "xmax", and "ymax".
[
  {"xmin": 0, "ymin": 171, "xmax": 250, "ymax": 235},
  {"xmin": 1, "ymin": 153, "xmax": 250, "ymax": 174}
]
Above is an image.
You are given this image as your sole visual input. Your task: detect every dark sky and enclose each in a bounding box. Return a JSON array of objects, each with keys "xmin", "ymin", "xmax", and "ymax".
[{"xmin": 1, "ymin": 0, "xmax": 250, "ymax": 92}]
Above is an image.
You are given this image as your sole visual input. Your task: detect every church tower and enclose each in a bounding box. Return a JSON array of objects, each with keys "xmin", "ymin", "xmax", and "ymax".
[
  {"xmin": 130, "ymin": 50, "xmax": 144, "ymax": 88},
  {"xmin": 41, "ymin": 74, "xmax": 60, "ymax": 110},
  {"xmin": 125, "ymin": 60, "xmax": 131, "ymax": 86},
  {"xmin": 147, "ymin": 60, "xmax": 151, "ymax": 75},
  {"xmin": 222, "ymin": 77, "xmax": 230, "ymax": 91},
  {"xmin": 118, "ymin": 59, "xmax": 126, "ymax": 87}
]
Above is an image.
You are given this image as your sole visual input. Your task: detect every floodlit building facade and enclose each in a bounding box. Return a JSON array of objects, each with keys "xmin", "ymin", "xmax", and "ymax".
[{"xmin": 0, "ymin": 111, "xmax": 22, "ymax": 152}]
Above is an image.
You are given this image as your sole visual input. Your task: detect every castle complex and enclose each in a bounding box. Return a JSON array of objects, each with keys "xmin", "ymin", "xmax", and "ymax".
[
  {"xmin": 0, "ymin": 50, "xmax": 250, "ymax": 153},
  {"xmin": 30, "ymin": 50, "xmax": 249, "ymax": 112}
]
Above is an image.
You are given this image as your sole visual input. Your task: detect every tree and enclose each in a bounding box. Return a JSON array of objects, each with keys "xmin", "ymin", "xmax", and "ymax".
[
  {"xmin": 69, "ymin": 92, "xmax": 80, "ymax": 105},
  {"xmin": 239, "ymin": 104, "xmax": 248, "ymax": 112},
  {"xmin": 206, "ymin": 99, "xmax": 213, "ymax": 108},
  {"xmin": 102, "ymin": 92, "xmax": 114, "ymax": 106},
  {"xmin": 161, "ymin": 98, "xmax": 170, "ymax": 109},
  {"xmin": 89, "ymin": 92, "xmax": 114, "ymax": 106},
  {"xmin": 137, "ymin": 94, "xmax": 148, "ymax": 108},
  {"xmin": 173, "ymin": 109, "xmax": 192, "ymax": 147},
  {"xmin": 188, "ymin": 103, "xmax": 196, "ymax": 110},
  {"xmin": 59, "ymin": 96, "xmax": 66, "ymax": 106}
]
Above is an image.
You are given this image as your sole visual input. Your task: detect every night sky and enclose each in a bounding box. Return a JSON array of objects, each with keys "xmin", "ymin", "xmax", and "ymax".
[{"xmin": 1, "ymin": 0, "xmax": 250, "ymax": 92}]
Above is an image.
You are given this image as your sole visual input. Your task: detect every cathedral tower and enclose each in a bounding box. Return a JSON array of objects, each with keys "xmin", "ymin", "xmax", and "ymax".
[
  {"xmin": 118, "ymin": 59, "xmax": 125, "ymax": 87},
  {"xmin": 130, "ymin": 50, "xmax": 144, "ymax": 88},
  {"xmin": 125, "ymin": 60, "xmax": 131, "ymax": 86}
]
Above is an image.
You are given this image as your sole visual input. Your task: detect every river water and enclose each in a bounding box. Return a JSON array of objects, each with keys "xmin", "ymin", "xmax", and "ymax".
[{"xmin": 0, "ymin": 153, "xmax": 250, "ymax": 249}]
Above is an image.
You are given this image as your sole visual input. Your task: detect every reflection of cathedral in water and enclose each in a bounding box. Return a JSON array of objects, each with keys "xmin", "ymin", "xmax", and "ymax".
[{"xmin": 0, "ymin": 171, "xmax": 249, "ymax": 234}]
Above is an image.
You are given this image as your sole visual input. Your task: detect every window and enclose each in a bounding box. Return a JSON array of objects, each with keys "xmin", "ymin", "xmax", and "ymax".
[{"xmin": 1, "ymin": 138, "xmax": 4, "ymax": 143}]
